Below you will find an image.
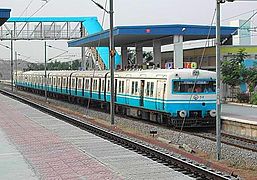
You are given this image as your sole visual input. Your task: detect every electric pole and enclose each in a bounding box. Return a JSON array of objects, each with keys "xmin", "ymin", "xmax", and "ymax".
[{"xmin": 110, "ymin": 0, "xmax": 115, "ymax": 125}]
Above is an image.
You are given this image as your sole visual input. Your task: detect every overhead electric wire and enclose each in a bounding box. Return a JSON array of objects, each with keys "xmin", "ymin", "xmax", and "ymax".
[
  {"xmin": 14, "ymin": 0, "xmax": 51, "ymax": 30},
  {"xmin": 47, "ymin": 45, "xmax": 68, "ymax": 52},
  {"xmin": 0, "ymin": 43, "xmax": 31, "ymax": 61},
  {"xmin": 85, "ymin": 0, "xmax": 108, "ymax": 116},
  {"xmin": 176, "ymin": 8, "xmax": 217, "ymax": 144},
  {"xmin": 222, "ymin": 10, "xmax": 257, "ymax": 45},
  {"xmin": 177, "ymin": 9, "xmax": 257, "ymax": 143},
  {"xmin": 222, "ymin": 8, "xmax": 257, "ymax": 22},
  {"xmin": 18, "ymin": 0, "xmax": 34, "ymax": 17},
  {"xmin": 27, "ymin": 0, "xmax": 51, "ymax": 19}
]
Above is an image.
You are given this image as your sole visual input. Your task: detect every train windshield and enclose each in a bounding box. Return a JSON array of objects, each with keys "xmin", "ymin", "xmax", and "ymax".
[{"xmin": 173, "ymin": 80, "xmax": 216, "ymax": 94}]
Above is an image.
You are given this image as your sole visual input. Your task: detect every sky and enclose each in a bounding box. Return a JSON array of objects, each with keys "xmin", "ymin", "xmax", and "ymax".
[{"xmin": 1, "ymin": 0, "xmax": 257, "ymax": 63}]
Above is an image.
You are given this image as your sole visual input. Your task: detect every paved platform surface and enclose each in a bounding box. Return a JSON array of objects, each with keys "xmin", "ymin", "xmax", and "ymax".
[
  {"xmin": 222, "ymin": 104, "xmax": 257, "ymax": 124},
  {"xmin": 0, "ymin": 93, "xmax": 193, "ymax": 180}
]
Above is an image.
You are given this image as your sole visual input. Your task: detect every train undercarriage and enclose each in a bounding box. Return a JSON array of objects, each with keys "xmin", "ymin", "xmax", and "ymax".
[{"xmin": 16, "ymin": 85, "xmax": 216, "ymax": 128}]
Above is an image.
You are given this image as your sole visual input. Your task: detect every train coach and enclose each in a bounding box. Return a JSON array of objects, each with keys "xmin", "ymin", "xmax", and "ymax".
[{"xmin": 16, "ymin": 69, "xmax": 216, "ymax": 127}]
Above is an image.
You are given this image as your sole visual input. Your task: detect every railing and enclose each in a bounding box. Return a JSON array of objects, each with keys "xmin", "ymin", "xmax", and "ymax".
[
  {"xmin": 89, "ymin": 47, "xmax": 106, "ymax": 70},
  {"xmin": 0, "ymin": 30, "xmax": 81, "ymax": 40}
]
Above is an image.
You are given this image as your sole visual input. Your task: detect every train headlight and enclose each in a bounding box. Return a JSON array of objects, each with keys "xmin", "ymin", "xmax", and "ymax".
[
  {"xmin": 209, "ymin": 110, "xmax": 216, "ymax": 117},
  {"xmin": 179, "ymin": 110, "xmax": 187, "ymax": 118}
]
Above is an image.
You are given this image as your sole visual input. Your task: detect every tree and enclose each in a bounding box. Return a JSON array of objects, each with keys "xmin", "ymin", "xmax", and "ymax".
[
  {"xmin": 243, "ymin": 67, "xmax": 257, "ymax": 93},
  {"xmin": 127, "ymin": 49, "xmax": 153, "ymax": 65},
  {"xmin": 221, "ymin": 49, "xmax": 247, "ymax": 87},
  {"xmin": 70, "ymin": 60, "xmax": 81, "ymax": 70},
  {"xmin": 143, "ymin": 51, "xmax": 153, "ymax": 63}
]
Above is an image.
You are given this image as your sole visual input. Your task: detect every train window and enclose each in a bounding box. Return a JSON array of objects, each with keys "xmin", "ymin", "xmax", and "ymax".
[
  {"xmin": 150, "ymin": 82, "xmax": 154, "ymax": 97},
  {"xmin": 121, "ymin": 81, "xmax": 124, "ymax": 93},
  {"xmin": 53, "ymin": 77, "xmax": 56, "ymax": 86},
  {"xmin": 173, "ymin": 80, "xmax": 216, "ymax": 93},
  {"xmin": 107, "ymin": 80, "xmax": 110, "ymax": 92},
  {"xmin": 63, "ymin": 78, "xmax": 66, "ymax": 87},
  {"xmin": 131, "ymin": 81, "xmax": 138, "ymax": 95},
  {"xmin": 146, "ymin": 82, "xmax": 150, "ymax": 96},
  {"xmin": 58, "ymin": 78, "xmax": 61, "ymax": 87},
  {"xmin": 135, "ymin": 81, "xmax": 138, "ymax": 94},
  {"xmin": 118, "ymin": 81, "xmax": 122, "ymax": 93},
  {"xmin": 71, "ymin": 78, "xmax": 75, "ymax": 88},
  {"xmin": 102, "ymin": 79, "xmax": 105, "ymax": 91},
  {"xmin": 118, "ymin": 80, "xmax": 124, "ymax": 93},
  {"xmin": 78, "ymin": 78, "xmax": 82, "ymax": 89},
  {"xmin": 93, "ymin": 79, "xmax": 97, "ymax": 91},
  {"xmin": 85, "ymin": 79, "xmax": 90, "ymax": 90},
  {"xmin": 131, "ymin": 81, "xmax": 135, "ymax": 94}
]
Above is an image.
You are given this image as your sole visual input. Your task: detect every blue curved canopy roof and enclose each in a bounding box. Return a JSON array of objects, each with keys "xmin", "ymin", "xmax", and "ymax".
[
  {"xmin": 68, "ymin": 24, "xmax": 238, "ymax": 47},
  {"xmin": 0, "ymin": 9, "xmax": 11, "ymax": 26}
]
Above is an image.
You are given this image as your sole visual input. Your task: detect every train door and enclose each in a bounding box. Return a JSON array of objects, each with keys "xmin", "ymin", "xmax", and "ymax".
[
  {"xmin": 82, "ymin": 78, "xmax": 85, "ymax": 96},
  {"xmin": 125, "ymin": 79, "xmax": 130, "ymax": 104},
  {"xmin": 60, "ymin": 77, "xmax": 63, "ymax": 93},
  {"xmin": 98, "ymin": 78, "xmax": 101, "ymax": 99},
  {"xmin": 140, "ymin": 80, "xmax": 145, "ymax": 107},
  {"xmin": 104, "ymin": 73, "xmax": 109, "ymax": 102},
  {"xmin": 75, "ymin": 78, "xmax": 78, "ymax": 95},
  {"xmin": 90, "ymin": 78, "xmax": 93, "ymax": 98},
  {"xmin": 156, "ymin": 80, "xmax": 166, "ymax": 111},
  {"xmin": 114, "ymin": 79, "xmax": 117, "ymax": 102},
  {"xmin": 66, "ymin": 77, "xmax": 69, "ymax": 94}
]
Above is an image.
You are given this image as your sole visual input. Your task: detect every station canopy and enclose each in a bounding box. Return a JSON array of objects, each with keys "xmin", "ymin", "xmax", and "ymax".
[
  {"xmin": 68, "ymin": 24, "xmax": 237, "ymax": 47},
  {"xmin": 0, "ymin": 9, "xmax": 11, "ymax": 26}
]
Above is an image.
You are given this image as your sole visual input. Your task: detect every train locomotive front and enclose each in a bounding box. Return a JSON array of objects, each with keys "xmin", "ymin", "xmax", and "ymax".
[{"xmin": 164, "ymin": 69, "xmax": 216, "ymax": 127}]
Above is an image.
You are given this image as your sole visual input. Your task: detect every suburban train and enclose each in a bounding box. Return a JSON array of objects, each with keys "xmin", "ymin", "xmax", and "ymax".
[{"xmin": 16, "ymin": 69, "xmax": 217, "ymax": 127}]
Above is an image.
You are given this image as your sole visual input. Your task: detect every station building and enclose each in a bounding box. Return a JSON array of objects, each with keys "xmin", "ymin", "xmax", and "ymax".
[{"xmin": 161, "ymin": 45, "xmax": 257, "ymax": 70}]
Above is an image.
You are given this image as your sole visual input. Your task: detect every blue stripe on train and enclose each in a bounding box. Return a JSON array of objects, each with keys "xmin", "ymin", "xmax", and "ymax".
[{"xmin": 16, "ymin": 82, "xmax": 216, "ymax": 118}]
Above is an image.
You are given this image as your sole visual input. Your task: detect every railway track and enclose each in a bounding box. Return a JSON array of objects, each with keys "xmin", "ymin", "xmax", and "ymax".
[
  {"xmin": 191, "ymin": 131, "xmax": 257, "ymax": 152},
  {"xmin": 1, "ymin": 84, "xmax": 256, "ymax": 152},
  {"xmin": 0, "ymin": 89, "xmax": 237, "ymax": 180}
]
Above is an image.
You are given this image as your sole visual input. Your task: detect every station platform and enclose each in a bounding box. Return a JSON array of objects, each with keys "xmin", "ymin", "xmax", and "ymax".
[
  {"xmin": 221, "ymin": 104, "xmax": 257, "ymax": 139},
  {"xmin": 0, "ymin": 93, "xmax": 192, "ymax": 180}
]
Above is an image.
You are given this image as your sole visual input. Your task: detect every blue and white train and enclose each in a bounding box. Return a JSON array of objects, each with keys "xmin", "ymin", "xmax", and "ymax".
[{"xmin": 16, "ymin": 69, "xmax": 216, "ymax": 127}]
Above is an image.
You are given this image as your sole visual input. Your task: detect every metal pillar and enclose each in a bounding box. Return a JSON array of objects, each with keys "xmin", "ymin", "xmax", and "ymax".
[
  {"xmin": 216, "ymin": 0, "xmax": 222, "ymax": 161},
  {"xmin": 153, "ymin": 39, "xmax": 162, "ymax": 68},
  {"xmin": 136, "ymin": 45, "xmax": 143, "ymax": 65},
  {"xmin": 44, "ymin": 41, "xmax": 48, "ymax": 102},
  {"xmin": 81, "ymin": 23, "xmax": 86, "ymax": 70},
  {"xmin": 173, "ymin": 35, "xmax": 184, "ymax": 68},
  {"xmin": 15, "ymin": 51, "xmax": 17, "ymax": 90},
  {"xmin": 121, "ymin": 46, "xmax": 128, "ymax": 69},
  {"xmin": 109, "ymin": 0, "xmax": 115, "ymax": 125},
  {"xmin": 10, "ymin": 30, "xmax": 14, "ymax": 91}
]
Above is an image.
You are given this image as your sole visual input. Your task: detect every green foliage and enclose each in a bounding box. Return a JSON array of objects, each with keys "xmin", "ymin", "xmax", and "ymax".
[
  {"xmin": 24, "ymin": 60, "xmax": 81, "ymax": 71},
  {"xmin": 243, "ymin": 67, "xmax": 257, "ymax": 93},
  {"xmin": 127, "ymin": 49, "xmax": 153, "ymax": 64},
  {"xmin": 236, "ymin": 93, "xmax": 249, "ymax": 103},
  {"xmin": 250, "ymin": 92, "xmax": 257, "ymax": 105},
  {"xmin": 221, "ymin": 49, "xmax": 248, "ymax": 87},
  {"xmin": 25, "ymin": 63, "xmax": 45, "ymax": 71},
  {"xmin": 235, "ymin": 48, "xmax": 248, "ymax": 63},
  {"xmin": 143, "ymin": 52, "xmax": 153, "ymax": 62}
]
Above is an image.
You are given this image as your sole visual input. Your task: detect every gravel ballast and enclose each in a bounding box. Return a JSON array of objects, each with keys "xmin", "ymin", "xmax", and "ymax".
[{"xmin": 4, "ymin": 86, "xmax": 257, "ymax": 171}]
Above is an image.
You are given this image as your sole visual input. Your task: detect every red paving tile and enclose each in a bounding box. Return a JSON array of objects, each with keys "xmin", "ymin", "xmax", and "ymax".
[{"xmin": 0, "ymin": 100, "xmax": 122, "ymax": 180}]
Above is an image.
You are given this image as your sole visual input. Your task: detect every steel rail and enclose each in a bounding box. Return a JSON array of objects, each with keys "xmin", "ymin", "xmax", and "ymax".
[
  {"xmin": 0, "ymin": 89, "xmax": 236, "ymax": 180},
  {"xmin": 192, "ymin": 132, "xmax": 257, "ymax": 153}
]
